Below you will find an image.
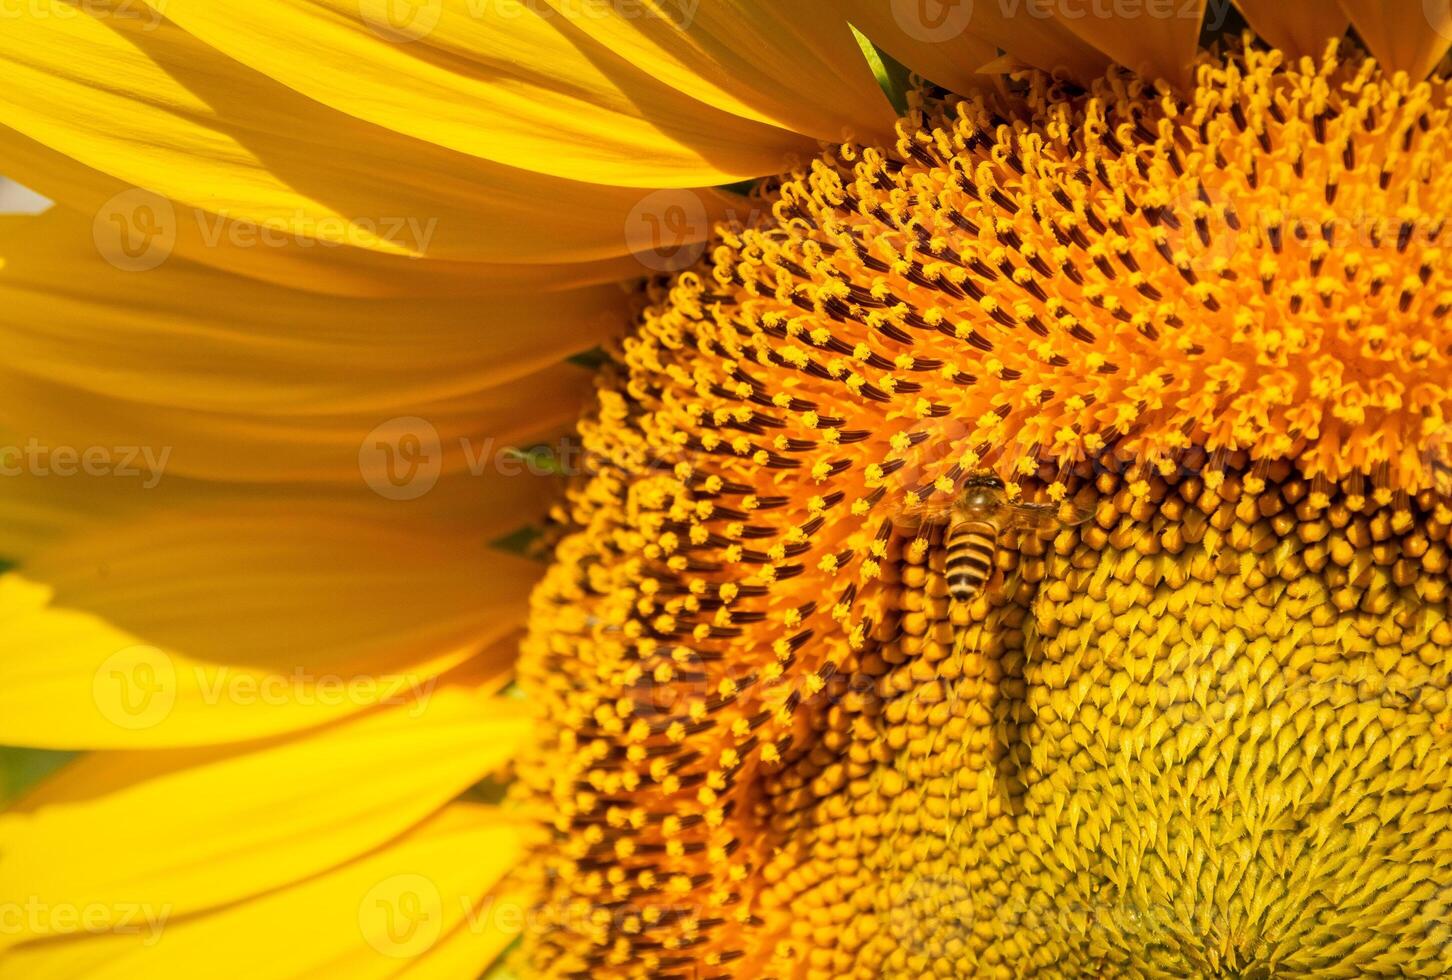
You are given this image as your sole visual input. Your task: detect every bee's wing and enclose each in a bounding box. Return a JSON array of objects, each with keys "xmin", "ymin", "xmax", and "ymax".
[
  {"xmin": 891, "ymin": 498, "xmax": 956, "ymax": 533},
  {"xmin": 1004, "ymin": 500, "xmax": 1093, "ymax": 532}
]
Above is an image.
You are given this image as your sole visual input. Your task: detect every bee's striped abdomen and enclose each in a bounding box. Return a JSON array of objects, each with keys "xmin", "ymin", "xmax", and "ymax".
[{"xmin": 945, "ymin": 520, "xmax": 997, "ymax": 601}]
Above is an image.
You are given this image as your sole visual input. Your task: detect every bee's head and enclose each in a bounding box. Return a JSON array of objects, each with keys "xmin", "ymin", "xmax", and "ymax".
[{"xmin": 958, "ymin": 472, "xmax": 1006, "ymax": 513}]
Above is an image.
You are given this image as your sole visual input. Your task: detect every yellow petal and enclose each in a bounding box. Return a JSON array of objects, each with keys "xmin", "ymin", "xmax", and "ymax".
[
  {"xmin": 0, "ymin": 802, "xmax": 523, "ymax": 979},
  {"xmin": 0, "ymin": 6, "xmax": 733, "ymax": 262},
  {"xmin": 152, "ymin": 0, "xmax": 813, "ymax": 188},
  {"xmin": 1233, "ymin": 1, "xmax": 1350, "ymax": 60},
  {"xmin": 2, "ymin": 362, "xmax": 592, "ymax": 485},
  {"xmin": 0, "ymin": 668, "xmax": 529, "ymax": 947},
  {"xmin": 0, "ymin": 500, "xmax": 535, "ymax": 749},
  {"xmin": 2, "ymin": 133, "xmax": 651, "ymax": 296},
  {"xmin": 843, "ymin": 2, "xmax": 999, "ymax": 95},
  {"xmin": 0, "ymin": 209, "xmax": 613, "ymax": 483},
  {"xmin": 540, "ymin": 0, "xmax": 899, "ymax": 143},
  {"xmin": 843, "ymin": 0, "xmax": 1109, "ymax": 85},
  {"xmin": 1051, "ymin": 0, "xmax": 1208, "ymax": 87},
  {"xmin": 1339, "ymin": 0, "xmax": 1452, "ymax": 80},
  {"xmin": 394, "ymin": 884, "xmax": 531, "ymax": 980}
]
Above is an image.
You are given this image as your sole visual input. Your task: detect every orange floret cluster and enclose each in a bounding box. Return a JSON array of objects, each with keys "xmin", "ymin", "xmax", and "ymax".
[{"xmin": 513, "ymin": 41, "xmax": 1452, "ymax": 979}]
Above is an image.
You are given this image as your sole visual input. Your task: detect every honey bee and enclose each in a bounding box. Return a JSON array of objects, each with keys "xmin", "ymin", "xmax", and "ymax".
[{"xmin": 897, "ymin": 472, "xmax": 1091, "ymax": 602}]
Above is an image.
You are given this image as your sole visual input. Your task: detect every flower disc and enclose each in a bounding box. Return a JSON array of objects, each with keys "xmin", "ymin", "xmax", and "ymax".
[{"xmin": 517, "ymin": 41, "xmax": 1452, "ymax": 979}]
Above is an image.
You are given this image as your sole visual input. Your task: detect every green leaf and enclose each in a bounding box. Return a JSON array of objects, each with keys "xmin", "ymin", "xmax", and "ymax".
[
  {"xmin": 0, "ymin": 747, "xmax": 74, "ymax": 807},
  {"xmin": 500, "ymin": 445, "xmax": 569, "ymax": 477},
  {"xmin": 851, "ymin": 25, "xmax": 912, "ymax": 114},
  {"xmin": 566, "ymin": 346, "xmax": 609, "ymax": 370},
  {"xmin": 491, "ymin": 524, "xmax": 548, "ymax": 561},
  {"xmin": 481, "ymin": 938, "xmax": 523, "ymax": 980},
  {"xmin": 717, "ymin": 178, "xmax": 760, "ymax": 196},
  {"xmin": 460, "ymin": 774, "xmax": 512, "ymax": 807}
]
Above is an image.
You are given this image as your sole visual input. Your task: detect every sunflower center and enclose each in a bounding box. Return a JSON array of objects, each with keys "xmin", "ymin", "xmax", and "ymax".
[{"xmin": 516, "ymin": 41, "xmax": 1452, "ymax": 979}]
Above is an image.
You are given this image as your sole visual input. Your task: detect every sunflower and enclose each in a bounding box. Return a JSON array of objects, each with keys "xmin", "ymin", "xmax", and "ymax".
[{"xmin": 0, "ymin": 0, "xmax": 1450, "ymax": 977}]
